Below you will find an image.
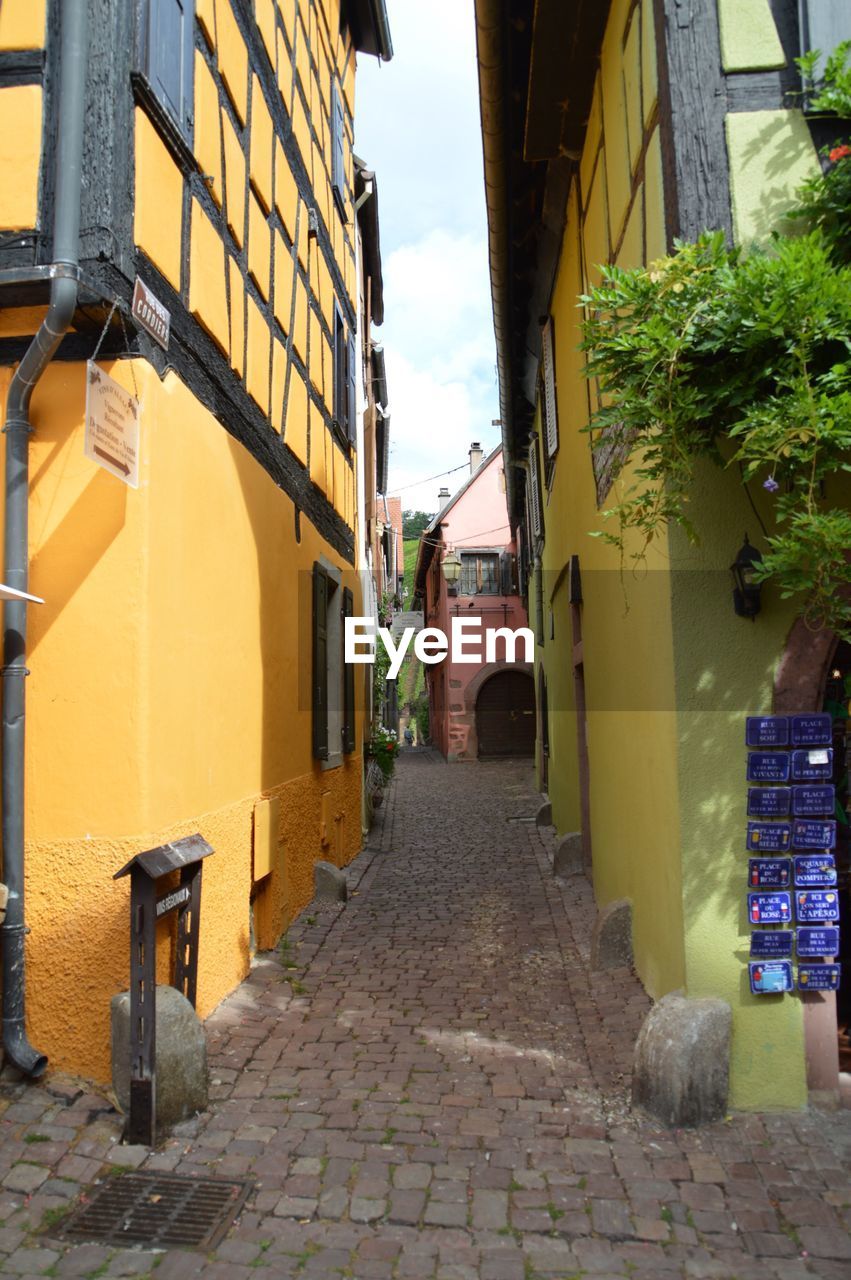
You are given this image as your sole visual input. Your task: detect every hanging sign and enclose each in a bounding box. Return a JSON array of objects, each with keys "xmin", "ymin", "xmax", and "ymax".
[
  {"xmin": 750, "ymin": 930, "xmax": 793, "ymax": 959},
  {"xmin": 793, "ymin": 855, "xmax": 836, "ymax": 888},
  {"xmin": 792, "ymin": 819, "xmax": 836, "ymax": 850},
  {"xmin": 747, "ymin": 787, "xmax": 791, "ymax": 818},
  {"xmin": 795, "ymin": 890, "xmax": 840, "ymax": 922},
  {"xmin": 84, "ymin": 362, "xmax": 140, "ymax": 488},
  {"xmin": 747, "ymin": 822, "xmax": 791, "ymax": 852},
  {"xmin": 748, "ymin": 892, "xmax": 792, "ymax": 925},
  {"xmin": 797, "ymin": 926, "xmax": 840, "ymax": 957},
  {"xmin": 792, "ymin": 785, "xmax": 835, "ymax": 817},
  {"xmin": 797, "ymin": 964, "xmax": 841, "ymax": 991},
  {"xmin": 748, "ymin": 858, "xmax": 791, "ymax": 888},
  {"xmin": 746, "ymin": 716, "xmax": 789, "ymax": 748},
  {"xmin": 747, "ymin": 752, "xmax": 791, "ymax": 783},
  {"xmin": 791, "ymin": 748, "xmax": 832, "ymax": 781},
  {"xmin": 790, "ymin": 714, "xmax": 832, "ymax": 747},
  {"xmin": 749, "ymin": 961, "xmax": 793, "ymax": 994},
  {"xmin": 132, "ymin": 276, "xmax": 170, "ymax": 350}
]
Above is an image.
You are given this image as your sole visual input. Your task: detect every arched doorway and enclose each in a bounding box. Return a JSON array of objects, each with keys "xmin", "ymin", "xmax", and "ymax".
[{"xmin": 475, "ymin": 669, "xmax": 536, "ymax": 758}]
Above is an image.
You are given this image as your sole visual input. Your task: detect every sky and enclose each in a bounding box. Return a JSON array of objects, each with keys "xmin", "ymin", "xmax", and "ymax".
[{"xmin": 355, "ymin": 0, "xmax": 501, "ymax": 517}]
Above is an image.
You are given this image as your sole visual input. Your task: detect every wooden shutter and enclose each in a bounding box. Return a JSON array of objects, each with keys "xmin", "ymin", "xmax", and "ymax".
[
  {"xmin": 347, "ymin": 329, "xmax": 357, "ymax": 443},
  {"xmin": 341, "ymin": 587, "xmax": 355, "ymax": 753},
  {"xmin": 541, "ymin": 317, "xmax": 559, "ymax": 462},
  {"xmin": 145, "ymin": 0, "xmax": 193, "ymax": 139},
  {"xmin": 312, "ymin": 563, "xmax": 329, "ymax": 760},
  {"xmin": 500, "ymin": 551, "xmax": 514, "ymax": 596},
  {"xmin": 331, "ymin": 83, "xmax": 346, "ymax": 216},
  {"xmin": 528, "ymin": 441, "xmax": 542, "ymax": 539}
]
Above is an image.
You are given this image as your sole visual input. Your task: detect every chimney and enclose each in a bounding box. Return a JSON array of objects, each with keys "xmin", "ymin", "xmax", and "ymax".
[
  {"xmin": 438, "ymin": 486, "xmax": 450, "ymax": 505},
  {"xmin": 469, "ymin": 441, "xmax": 484, "ymax": 474}
]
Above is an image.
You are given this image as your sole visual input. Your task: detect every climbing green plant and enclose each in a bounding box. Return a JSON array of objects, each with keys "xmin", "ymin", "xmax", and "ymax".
[{"xmin": 579, "ymin": 51, "xmax": 851, "ymax": 637}]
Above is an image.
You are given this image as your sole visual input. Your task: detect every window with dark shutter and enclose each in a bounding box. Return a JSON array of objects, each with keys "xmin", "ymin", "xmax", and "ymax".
[
  {"xmin": 499, "ymin": 551, "xmax": 514, "ymax": 596},
  {"xmin": 347, "ymin": 329, "xmax": 357, "ymax": 444},
  {"xmin": 333, "ymin": 304, "xmax": 348, "ymax": 441},
  {"xmin": 528, "ymin": 440, "xmax": 543, "ymax": 540},
  {"xmin": 331, "ymin": 82, "xmax": 347, "ymax": 220},
  {"xmin": 312, "ymin": 563, "xmax": 329, "ymax": 760},
  {"xmin": 137, "ymin": 0, "xmax": 194, "ymax": 150},
  {"xmin": 541, "ymin": 317, "xmax": 559, "ymax": 472},
  {"xmin": 341, "ymin": 586, "xmax": 355, "ymax": 753},
  {"xmin": 799, "ymin": 0, "xmax": 851, "ymax": 84}
]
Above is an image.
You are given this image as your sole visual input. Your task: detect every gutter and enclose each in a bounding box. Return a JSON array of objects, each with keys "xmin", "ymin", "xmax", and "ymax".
[
  {"xmin": 1, "ymin": 0, "xmax": 88, "ymax": 1077},
  {"xmin": 474, "ymin": 0, "xmax": 516, "ymax": 519},
  {"xmin": 368, "ymin": 0, "xmax": 394, "ymax": 61}
]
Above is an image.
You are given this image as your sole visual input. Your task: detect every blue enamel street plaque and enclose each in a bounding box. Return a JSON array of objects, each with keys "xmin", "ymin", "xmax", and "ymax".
[
  {"xmin": 749, "ymin": 961, "xmax": 793, "ymax": 994},
  {"xmin": 793, "ymin": 855, "xmax": 837, "ymax": 888},
  {"xmin": 791, "ymin": 748, "xmax": 833, "ymax": 781},
  {"xmin": 747, "ymin": 787, "xmax": 791, "ymax": 818},
  {"xmin": 750, "ymin": 930, "xmax": 793, "ymax": 959},
  {"xmin": 792, "ymin": 785, "xmax": 835, "ymax": 817},
  {"xmin": 747, "ymin": 822, "xmax": 791, "ymax": 852},
  {"xmin": 797, "ymin": 926, "xmax": 840, "ymax": 957},
  {"xmin": 790, "ymin": 714, "xmax": 832, "ymax": 747},
  {"xmin": 748, "ymin": 892, "xmax": 792, "ymax": 925},
  {"xmin": 792, "ymin": 819, "xmax": 836, "ymax": 850},
  {"xmin": 747, "ymin": 752, "xmax": 791, "ymax": 783},
  {"xmin": 748, "ymin": 858, "xmax": 791, "ymax": 888},
  {"xmin": 795, "ymin": 890, "xmax": 840, "ymax": 922},
  {"xmin": 797, "ymin": 964, "xmax": 841, "ymax": 992},
  {"xmin": 746, "ymin": 716, "xmax": 789, "ymax": 748}
]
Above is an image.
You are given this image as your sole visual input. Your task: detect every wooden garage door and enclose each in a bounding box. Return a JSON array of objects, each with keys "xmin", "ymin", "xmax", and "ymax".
[{"xmin": 476, "ymin": 670, "xmax": 536, "ymax": 757}]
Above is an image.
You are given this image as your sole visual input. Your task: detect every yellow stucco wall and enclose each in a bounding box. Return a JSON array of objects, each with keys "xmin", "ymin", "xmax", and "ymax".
[
  {"xmin": 536, "ymin": 0, "xmax": 686, "ymax": 1002},
  {"xmin": 0, "ymin": 85, "xmax": 42, "ymax": 231},
  {"xmin": 2, "ymin": 359, "xmax": 362, "ymax": 1083}
]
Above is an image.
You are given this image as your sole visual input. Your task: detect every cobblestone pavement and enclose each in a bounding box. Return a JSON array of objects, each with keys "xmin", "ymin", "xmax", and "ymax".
[{"xmin": 0, "ymin": 753, "xmax": 850, "ymax": 1279}]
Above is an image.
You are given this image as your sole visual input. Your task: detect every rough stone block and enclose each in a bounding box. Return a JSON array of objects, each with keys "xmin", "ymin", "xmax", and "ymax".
[
  {"xmin": 314, "ymin": 859, "xmax": 347, "ymax": 902},
  {"xmin": 632, "ymin": 993, "xmax": 731, "ymax": 1127},
  {"xmin": 590, "ymin": 898, "xmax": 633, "ymax": 969},
  {"xmin": 111, "ymin": 985, "xmax": 207, "ymax": 1134},
  {"xmin": 535, "ymin": 800, "xmax": 552, "ymax": 828},
  {"xmin": 553, "ymin": 832, "xmax": 584, "ymax": 877}
]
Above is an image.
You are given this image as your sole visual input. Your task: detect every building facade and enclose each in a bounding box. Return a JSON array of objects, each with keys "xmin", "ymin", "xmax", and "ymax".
[
  {"xmin": 0, "ymin": 0, "xmax": 390, "ymax": 1082},
  {"xmin": 415, "ymin": 445, "xmax": 534, "ymax": 762},
  {"xmin": 477, "ymin": 0, "xmax": 850, "ymax": 1110}
]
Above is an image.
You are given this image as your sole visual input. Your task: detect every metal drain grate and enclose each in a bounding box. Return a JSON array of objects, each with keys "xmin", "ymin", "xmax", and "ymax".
[{"xmin": 55, "ymin": 1172, "xmax": 252, "ymax": 1250}]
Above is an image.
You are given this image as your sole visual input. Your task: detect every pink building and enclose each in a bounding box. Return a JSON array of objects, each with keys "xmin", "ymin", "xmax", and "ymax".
[{"xmin": 414, "ymin": 444, "xmax": 535, "ymax": 761}]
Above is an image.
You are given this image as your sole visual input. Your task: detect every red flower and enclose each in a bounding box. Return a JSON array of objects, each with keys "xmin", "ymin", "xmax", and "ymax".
[{"xmin": 829, "ymin": 144, "xmax": 851, "ymax": 163}]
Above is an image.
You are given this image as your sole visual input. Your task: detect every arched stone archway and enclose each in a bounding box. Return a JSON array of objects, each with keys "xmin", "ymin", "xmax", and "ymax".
[
  {"xmin": 773, "ymin": 619, "xmax": 841, "ymax": 1102},
  {"xmin": 445, "ymin": 662, "xmax": 534, "ymax": 761}
]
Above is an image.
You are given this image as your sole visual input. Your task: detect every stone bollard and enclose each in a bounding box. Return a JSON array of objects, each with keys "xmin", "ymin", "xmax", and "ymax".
[
  {"xmin": 632, "ymin": 993, "xmax": 731, "ymax": 1127},
  {"xmin": 111, "ymin": 985, "xmax": 207, "ymax": 1133},
  {"xmin": 590, "ymin": 898, "xmax": 633, "ymax": 969},
  {"xmin": 535, "ymin": 799, "xmax": 552, "ymax": 828},
  {"xmin": 553, "ymin": 832, "xmax": 584, "ymax": 877},
  {"xmin": 314, "ymin": 859, "xmax": 348, "ymax": 902}
]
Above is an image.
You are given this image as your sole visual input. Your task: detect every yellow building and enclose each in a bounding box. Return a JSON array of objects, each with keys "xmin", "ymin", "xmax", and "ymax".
[
  {"xmin": 0, "ymin": 0, "xmax": 390, "ymax": 1082},
  {"xmin": 477, "ymin": 0, "xmax": 850, "ymax": 1111}
]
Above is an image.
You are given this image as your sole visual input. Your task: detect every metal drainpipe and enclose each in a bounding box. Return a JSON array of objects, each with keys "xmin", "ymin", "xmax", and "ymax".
[{"xmin": 1, "ymin": 0, "xmax": 88, "ymax": 1077}]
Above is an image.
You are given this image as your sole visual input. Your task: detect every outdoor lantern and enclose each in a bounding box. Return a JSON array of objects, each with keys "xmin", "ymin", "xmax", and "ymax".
[
  {"xmin": 731, "ymin": 533, "xmax": 763, "ymax": 620},
  {"xmin": 441, "ymin": 549, "xmax": 462, "ymax": 587}
]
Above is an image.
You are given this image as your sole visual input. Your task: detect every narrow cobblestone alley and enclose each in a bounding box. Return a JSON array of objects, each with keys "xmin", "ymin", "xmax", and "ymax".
[{"xmin": 0, "ymin": 755, "xmax": 850, "ymax": 1279}]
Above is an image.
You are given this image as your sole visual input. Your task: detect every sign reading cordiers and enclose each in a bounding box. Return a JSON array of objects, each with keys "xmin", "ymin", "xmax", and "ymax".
[{"xmin": 84, "ymin": 361, "xmax": 140, "ymax": 489}]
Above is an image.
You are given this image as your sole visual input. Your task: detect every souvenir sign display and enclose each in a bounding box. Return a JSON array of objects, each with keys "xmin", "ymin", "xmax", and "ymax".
[
  {"xmin": 792, "ymin": 819, "xmax": 836, "ymax": 850},
  {"xmin": 748, "ymin": 858, "xmax": 790, "ymax": 888},
  {"xmin": 747, "ymin": 752, "xmax": 791, "ymax": 783},
  {"xmin": 749, "ymin": 961, "xmax": 793, "ymax": 994},
  {"xmin": 791, "ymin": 748, "xmax": 832, "ymax": 781},
  {"xmin": 797, "ymin": 964, "xmax": 841, "ymax": 991},
  {"xmin": 795, "ymin": 890, "xmax": 840, "ymax": 922},
  {"xmin": 747, "ymin": 787, "xmax": 791, "ymax": 818},
  {"xmin": 747, "ymin": 822, "xmax": 791, "ymax": 852},
  {"xmin": 746, "ymin": 716, "xmax": 789, "ymax": 748},
  {"xmin": 748, "ymin": 892, "xmax": 791, "ymax": 924},
  {"xmin": 790, "ymin": 714, "xmax": 832, "ymax": 747},
  {"xmin": 792, "ymin": 785, "xmax": 835, "ymax": 817},
  {"xmin": 750, "ymin": 931, "xmax": 793, "ymax": 959},
  {"xmin": 793, "ymin": 855, "xmax": 836, "ymax": 888},
  {"xmin": 797, "ymin": 926, "xmax": 840, "ymax": 957}
]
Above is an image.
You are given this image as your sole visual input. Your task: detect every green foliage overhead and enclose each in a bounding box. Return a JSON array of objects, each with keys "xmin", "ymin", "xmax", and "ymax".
[
  {"xmin": 579, "ymin": 55, "xmax": 851, "ymax": 639},
  {"xmin": 402, "ymin": 510, "xmax": 433, "ymax": 539}
]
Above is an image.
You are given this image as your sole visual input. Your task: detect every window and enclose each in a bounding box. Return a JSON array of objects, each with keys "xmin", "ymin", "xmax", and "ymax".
[
  {"xmin": 136, "ymin": 0, "xmax": 195, "ymax": 150},
  {"xmin": 541, "ymin": 317, "xmax": 559, "ymax": 472},
  {"xmin": 527, "ymin": 438, "xmax": 543, "ymax": 540},
  {"xmin": 333, "ymin": 304, "xmax": 357, "ymax": 444},
  {"xmin": 312, "ymin": 563, "xmax": 355, "ymax": 762},
  {"xmin": 799, "ymin": 0, "xmax": 851, "ymax": 83},
  {"xmin": 459, "ymin": 552, "xmax": 500, "ymax": 596},
  {"xmin": 331, "ymin": 82, "xmax": 347, "ymax": 220}
]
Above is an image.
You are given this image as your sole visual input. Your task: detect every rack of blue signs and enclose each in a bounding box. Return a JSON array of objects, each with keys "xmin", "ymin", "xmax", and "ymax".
[{"xmin": 745, "ymin": 714, "xmax": 841, "ymax": 995}]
